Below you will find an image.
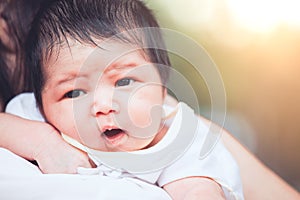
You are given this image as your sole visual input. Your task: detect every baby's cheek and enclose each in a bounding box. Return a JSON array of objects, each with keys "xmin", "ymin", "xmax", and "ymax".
[
  {"xmin": 56, "ymin": 115, "xmax": 77, "ymax": 138},
  {"xmin": 46, "ymin": 107, "xmax": 79, "ymax": 141},
  {"xmin": 127, "ymin": 99, "xmax": 163, "ymax": 139},
  {"xmin": 128, "ymin": 102, "xmax": 152, "ymax": 127},
  {"xmin": 128, "ymin": 86, "xmax": 163, "ymax": 121}
]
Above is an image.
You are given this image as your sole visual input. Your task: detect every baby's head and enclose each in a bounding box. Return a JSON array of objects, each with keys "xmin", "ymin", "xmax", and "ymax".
[
  {"xmin": 26, "ymin": 0, "xmax": 171, "ymax": 151},
  {"xmin": 27, "ymin": 0, "xmax": 170, "ymax": 106}
]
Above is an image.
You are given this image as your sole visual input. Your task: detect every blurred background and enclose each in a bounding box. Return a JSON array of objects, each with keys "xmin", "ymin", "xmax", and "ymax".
[{"xmin": 147, "ymin": 0, "xmax": 300, "ymax": 191}]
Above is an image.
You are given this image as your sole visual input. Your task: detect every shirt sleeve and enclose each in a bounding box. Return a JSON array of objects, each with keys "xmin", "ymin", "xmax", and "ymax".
[
  {"xmin": 5, "ymin": 92, "xmax": 44, "ymax": 122},
  {"xmin": 157, "ymin": 119, "xmax": 244, "ymax": 200}
]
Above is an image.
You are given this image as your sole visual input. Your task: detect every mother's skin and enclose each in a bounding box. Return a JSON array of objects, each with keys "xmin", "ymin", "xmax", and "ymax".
[{"xmin": 223, "ymin": 125, "xmax": 299, "ymax": 199}]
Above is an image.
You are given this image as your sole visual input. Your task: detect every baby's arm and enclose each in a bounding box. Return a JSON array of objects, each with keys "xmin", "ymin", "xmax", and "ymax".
[
  {"xmin": 163, "ymin": 177, "xmax": 225, "ymax": 200},
  {"xmin": 0, "ymin": 112, "xmax": 92, "ymax": 173}
]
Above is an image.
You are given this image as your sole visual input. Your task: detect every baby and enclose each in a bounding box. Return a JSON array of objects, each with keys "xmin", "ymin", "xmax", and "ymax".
[{"xmin": 6, "ymin": 0, "xmax": 244, "ymax": 199}]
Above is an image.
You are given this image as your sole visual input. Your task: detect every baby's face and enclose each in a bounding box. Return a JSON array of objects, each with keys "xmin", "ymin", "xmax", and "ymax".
[{"xmin": 41, "ymin": 40, "xmax": 166, "ymax": 152}]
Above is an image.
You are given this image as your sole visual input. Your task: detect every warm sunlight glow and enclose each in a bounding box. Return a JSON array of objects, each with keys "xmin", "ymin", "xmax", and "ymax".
[
  {"xmin": 227, "ymin": 0, "xmax": 300, "ymax": 32},
  {"xmin": 159, "ymin": 0, "xmax": 217, "ymax": 28}
]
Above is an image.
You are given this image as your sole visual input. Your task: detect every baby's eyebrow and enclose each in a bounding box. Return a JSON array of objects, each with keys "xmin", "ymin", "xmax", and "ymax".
[
  {"xmin": 104, "ymin": 61, "xmax": 140, "ymax": 74},
  {"xmin": 111, "ymin": 62, "xmax": 138, "ymax": 69},
  {"xmin": 54, "ymin": 72, "xmax": 88, "ymax": 86}
]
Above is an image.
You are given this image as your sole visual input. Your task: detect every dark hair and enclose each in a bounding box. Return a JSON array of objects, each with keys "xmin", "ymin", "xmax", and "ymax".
[
  {"xmin": 0, "ymin": 41, "xmax": 13, "ymax": 110},
  {"xmin": 0, "ymin": 0, "xmax": 42, "ymax": 110},
  {"xmin": 25, "ymin": 0, "xmax": 171, "ymax": 107}
]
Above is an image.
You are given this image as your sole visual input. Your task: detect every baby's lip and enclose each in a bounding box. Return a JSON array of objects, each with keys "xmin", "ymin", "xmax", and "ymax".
[{"xmin": 100, "ymin": 125, "xmax": 119, "ymax": 133}]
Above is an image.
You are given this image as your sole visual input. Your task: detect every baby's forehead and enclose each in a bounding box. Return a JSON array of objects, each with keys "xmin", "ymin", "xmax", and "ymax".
[
  {"xmin": 46, "ymin": 38, "xmax": 147, "ymax": 64},
  {"xmin": 44, "ymin": 39, "xmax": 149, "ymax": 77}
]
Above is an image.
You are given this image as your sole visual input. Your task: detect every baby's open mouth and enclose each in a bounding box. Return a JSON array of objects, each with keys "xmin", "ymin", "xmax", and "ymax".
[{"xmin": 103, "ymin": 129, "xmax": 124, "ymax": 139}]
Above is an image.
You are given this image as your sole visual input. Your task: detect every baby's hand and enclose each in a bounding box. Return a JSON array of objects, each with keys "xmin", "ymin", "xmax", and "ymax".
[{"xmin": 33, "ymin": 125, "xmax": 93, "ymax": 174}]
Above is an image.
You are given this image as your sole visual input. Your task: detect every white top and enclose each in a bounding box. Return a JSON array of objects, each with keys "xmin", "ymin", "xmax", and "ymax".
[
  {"xmin": 0, "ymin": 148, "xmax": 172, "ymax": 200},
  {"xmin": 5, "ymin": 93, "xmax": 244, "ymax": 199}
]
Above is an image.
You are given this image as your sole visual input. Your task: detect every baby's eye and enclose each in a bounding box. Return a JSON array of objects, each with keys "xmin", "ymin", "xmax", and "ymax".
[
  {"xmin": 115, "ymin": 78, "xmax": 136, "ymax": 87},
  {"xmin": 64, "ymin": 90, "xmax": 86, "ymax": 98}
]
